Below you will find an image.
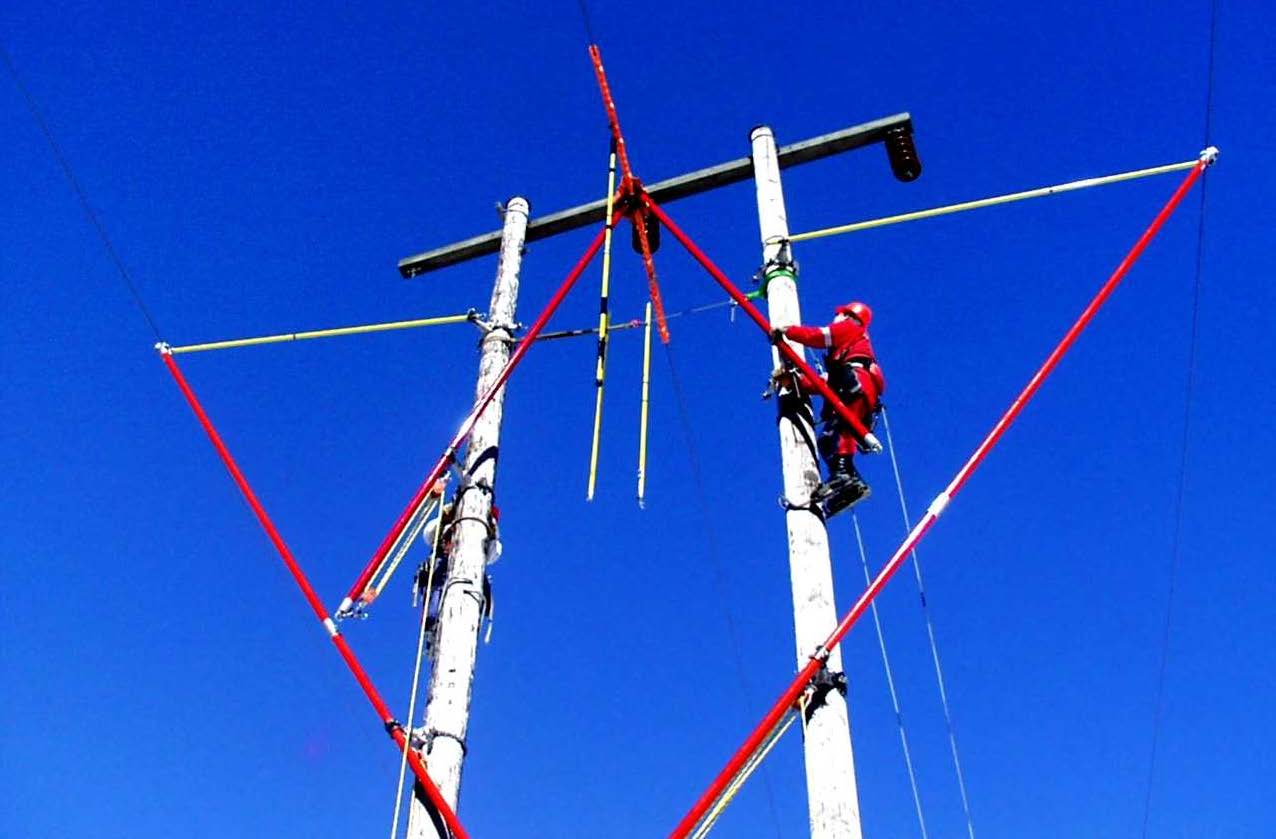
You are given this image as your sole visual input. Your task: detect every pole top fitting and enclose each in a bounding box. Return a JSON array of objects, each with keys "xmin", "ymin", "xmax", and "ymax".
[
  {"xmin": 154, "ymin": 341, "xmax": 172, "ymax": 355},
  {"xmin": 1199, "ymin": 146, "xmax": 1220, "ymax": 165},
  {"xmin": 503, "ymin": 196, "xmax": 530, "ymax": 217},
  {"xmin": 749, "ymin": 124, "xmax": 774, "ymax": 142}
]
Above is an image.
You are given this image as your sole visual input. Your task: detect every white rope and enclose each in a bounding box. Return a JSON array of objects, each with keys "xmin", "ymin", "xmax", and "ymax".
[
  {"xmin": 881, "ymin": 406, "xmax": 976, "ymax": 839},
  {"xmin": 851, "ymin": 511, "xmax": 929, "ymax": 839},
  {"xmin": 389, "ymin": 501, "xmax": 447, "ymax": 838}
]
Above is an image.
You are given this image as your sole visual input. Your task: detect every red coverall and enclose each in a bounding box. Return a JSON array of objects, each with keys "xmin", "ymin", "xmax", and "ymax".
[{"xmin": 783, "ymin": 318, "xmax": 886, "ymax": 457}]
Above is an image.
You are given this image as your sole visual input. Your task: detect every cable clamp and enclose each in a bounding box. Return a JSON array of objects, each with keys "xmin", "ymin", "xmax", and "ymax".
[
  {"xmin": 927, "ymin": 490, "xmax": 952, "ymax": 519},
  {"xmin": 805, "ymin": 668, "xmax": 849, "ymax": 719},
  {"xmin": 421, "ymin": 726, "xmax": 468, "ymax": 756},
  {"xmin": 384, "ymin": 719, "xmax": 403, "ymax": 736},
  {"xmin": 1199, "ymin": 146, "xmax": 1220, "ymax": 165},
  {"xmin": 154, "ymin": 341, "xmax": 172, "ymax": 355},
  {"xmin": 778, "ymin": 493, "xmax": 824, "ymax": 518}
]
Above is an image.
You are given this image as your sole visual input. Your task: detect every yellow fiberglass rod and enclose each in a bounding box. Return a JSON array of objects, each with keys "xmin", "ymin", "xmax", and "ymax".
[
  {"xmin": 637, "ymin": 300, "xmax": 653, "ymax": 507},
  {"xmin": 586, "ymin": 140, "xmax": 619, "ymax": 501},
  {"xmin": 784, "ymin": 158, "xmax": 1199, "ymax": 244},
  {"xmin": 168, "ymin": 312, "xmax": 473, "ymax": 355}
]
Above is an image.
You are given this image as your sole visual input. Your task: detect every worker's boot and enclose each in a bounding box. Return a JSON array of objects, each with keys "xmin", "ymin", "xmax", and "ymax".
[
  {"xmin": 811, "ymin": 455, "xmax": 857, "ymax": 503},
  {"xmin": 820, "ymin": 457, "xmax": 870, "ymax": 518}
]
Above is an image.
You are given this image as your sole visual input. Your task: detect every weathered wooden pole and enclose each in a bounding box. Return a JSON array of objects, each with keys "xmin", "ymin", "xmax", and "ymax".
[
  {"xmin": 750, "ymin": 126, "xmax": 863, "ymax": 839},
  {"xmin": 406, "ymin": 196, "xmax": 529, "ymax": 838}
]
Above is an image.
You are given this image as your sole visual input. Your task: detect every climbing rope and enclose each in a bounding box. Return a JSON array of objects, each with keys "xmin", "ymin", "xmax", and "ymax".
[
  {"xmin": 782, "ymin": 158, "xmax": 1199, "ymax": 244},
  {"xmin": 1142, "ymin": 2, "xmax": 1218, "ymax": 833},
  {"xmin": 663, "ymin": 343, "xmax": 786, "ymax": 839},
  {"xmin": 849, "ymin": 511, "xmax": 929, "ymax": 839},
  {"xmin": 880, "ymin": 407, "xmax": 976, "ymax": 838},
  {"xmin": 168, "ymin": 312, "xmax": 476, "ymax": 355},
  {"xmin": 389, "ymin": 498, "xmax": 449, "ymax": 839}
]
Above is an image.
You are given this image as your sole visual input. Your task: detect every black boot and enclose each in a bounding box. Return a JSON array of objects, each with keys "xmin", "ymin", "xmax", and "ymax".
[
  {"xmin": 821, "ymin": 457, "xmax": 870, "ymax": 517},
  {"xmin": 811, "ymin": 455, "xmax": 856, "ymax": 503}
]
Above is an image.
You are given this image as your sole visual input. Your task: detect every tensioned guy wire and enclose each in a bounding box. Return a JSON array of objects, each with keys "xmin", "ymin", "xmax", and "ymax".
[
  {"xmin": 880, "ymin": 407, "xmax": 976, "ymax": 838},
  {"xmin": 1141, "ymin": 0, "xmax": 1218, "ymax": 833},
  {"xmin": 3, "ymin": 43, "xmax": 164, "ymax": 341},
  {"xmin": 850, "ymin": 511, "xmax": 929, "ymax": 838}
]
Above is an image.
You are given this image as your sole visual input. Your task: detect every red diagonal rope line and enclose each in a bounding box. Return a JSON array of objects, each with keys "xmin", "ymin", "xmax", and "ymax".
[
  {"xmin": 587, "ymin": 43, "xmax": 671, "ymax": 341},
  {"xmin": 158, "ymin": 349, "xmax": 469, "ymax": 839},
  {"xmin": 641, "ymin": 195, "xmax": 877, "ymax": 446},
  {"xmin": 668, "ymin": 155, "xmax": 1213, "ymax": 839}
]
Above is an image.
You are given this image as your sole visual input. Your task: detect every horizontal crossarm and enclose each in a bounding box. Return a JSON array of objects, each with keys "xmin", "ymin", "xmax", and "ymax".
[{"xmin": 398, "ymin": 114, "xmax": 912, "ymax": 277}]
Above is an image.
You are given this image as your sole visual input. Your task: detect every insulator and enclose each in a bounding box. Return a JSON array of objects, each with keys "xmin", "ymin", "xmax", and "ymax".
[
  {"xmin": 885, "ymin": 126, "xmax": 922, "ymax": 182},
  {"xmin": 631, "ymin": 210, "xmax": 661, "ymax": 254}
]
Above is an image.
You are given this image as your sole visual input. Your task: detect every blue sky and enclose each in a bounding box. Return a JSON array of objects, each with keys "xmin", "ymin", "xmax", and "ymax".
[{"xmin": 3, "ymin": 2, "xmax": 1274, "ymax": 837}]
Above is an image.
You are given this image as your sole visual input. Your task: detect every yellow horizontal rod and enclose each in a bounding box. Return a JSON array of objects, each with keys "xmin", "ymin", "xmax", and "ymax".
[
  {"xmin": 785, "ymin": 159, "xmax": 1199, "ymax": 244},
  {"xmin": 168, "ymin": 313, "xmax": 473, "ymax": 354}
]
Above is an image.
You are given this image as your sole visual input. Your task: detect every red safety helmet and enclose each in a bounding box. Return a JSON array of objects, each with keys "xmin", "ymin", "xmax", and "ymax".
[{"xmin": 836, "ymin": 301, "xmax": 872, "ymax": 326}]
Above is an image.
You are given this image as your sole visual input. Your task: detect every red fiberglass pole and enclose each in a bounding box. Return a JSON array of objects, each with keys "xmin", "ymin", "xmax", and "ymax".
[
  {"xmin": 640, "ymin": 193, "xmax": 880, "ymax": 449},
  {"xmin": 669, "ymin": 151, "xmax": 1215, "ymax": 839},
  {"xmin": 341, "ymin": 216, "xmax": 618, "ymax": 615},
  {"xmin": 158, "ymin": 349, "xmax": 470, "ymax": 839}
]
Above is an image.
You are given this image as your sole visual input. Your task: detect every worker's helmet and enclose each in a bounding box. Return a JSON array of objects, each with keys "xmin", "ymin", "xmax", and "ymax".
[{"xmin": 836, "ymin": 301, "xmax": 872, "ymax": 327}]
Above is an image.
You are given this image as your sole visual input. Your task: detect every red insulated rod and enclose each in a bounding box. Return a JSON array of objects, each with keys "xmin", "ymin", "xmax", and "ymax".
[
  {"xmin": 641, "ymin": 194, "xmax": 876, "ymax": 445},
  {"xmin": 669, "ymin": 155, "xmax": 1212, "ymax": 839},
  {"xmin": 342, "ymin": 214, "xmax": 618, "ymax": 614},
  {"xmin": 159, "ymin": 350, "xmax": 469, "ymax": 839}
]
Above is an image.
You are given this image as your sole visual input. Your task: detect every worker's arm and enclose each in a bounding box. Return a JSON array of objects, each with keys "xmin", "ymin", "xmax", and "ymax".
[{"xmin": 785, "ymin": 318, "xmax": 865, "ymax": 350}]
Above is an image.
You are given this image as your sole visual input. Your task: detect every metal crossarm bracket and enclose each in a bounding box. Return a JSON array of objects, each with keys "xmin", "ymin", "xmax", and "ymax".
[{"xmin": 398, "ymin": 113, "xmax": 913, "ymax": 277}]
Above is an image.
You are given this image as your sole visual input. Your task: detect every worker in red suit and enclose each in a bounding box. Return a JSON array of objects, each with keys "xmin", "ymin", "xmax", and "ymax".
[{"xmin": 773, "ymin": 301, "xmax": 885, "ymax": 516}]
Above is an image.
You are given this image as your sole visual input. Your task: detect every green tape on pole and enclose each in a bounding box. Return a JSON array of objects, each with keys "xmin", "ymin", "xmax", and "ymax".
[{"xmin": 759, "ymin": 268, "xmax": 795, "ymax": 300}]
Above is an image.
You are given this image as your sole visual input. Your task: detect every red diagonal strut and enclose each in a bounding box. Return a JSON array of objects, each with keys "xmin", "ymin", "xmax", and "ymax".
[
  {"xmin": 342, "ymin": 212, "xmax": 620, "ymax": 614},
  {"xmin": 158, "ymin": 349, "xmax": 470, "ymax": 839},
  {"xmin": 668, "ymin": 153, "xmax": 1213, "ymax": 838},
  {"xmin": 641, "ymin": 193, "xmax": 879, "ymax": 448}
]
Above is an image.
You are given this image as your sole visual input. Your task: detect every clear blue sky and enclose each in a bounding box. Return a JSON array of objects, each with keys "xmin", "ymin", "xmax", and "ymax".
[{"xmin": 3, "ymin": 2, "xmax": 1273, "ymax": 837}]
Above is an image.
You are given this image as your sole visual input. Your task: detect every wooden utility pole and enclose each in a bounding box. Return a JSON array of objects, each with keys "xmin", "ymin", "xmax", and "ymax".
[
  {"xmin": 406, "ymin": 196, "xmax": 529, "ymax": 838},
  {"xmin": 751, "ymin": 126, "xmax": 863, "ymax": 839}
]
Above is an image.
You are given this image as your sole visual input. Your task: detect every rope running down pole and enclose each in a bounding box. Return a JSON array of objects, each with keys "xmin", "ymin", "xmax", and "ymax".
[
  {"xmin": 156, "ymin": 347, "xmax": 469, "ymax": 839},
  {"xmin": 881, "ymin": 407, "xmax": 976, "ymax": 839},
  {"xmin": 783, "ymin": 159, "xmax": 1199, "ymax": 243},
  {"xmin": 168, "ymin": 313, "xmax": 474, "ymax": 355},
  {"xmin": 850, "ymin": 512, "xmax": 929, "ymax": 839},
  {"xmin": 389, "ymin": 503, "xmax": 447, "ymax": 839},
  {"xmin": 588, "ymin": 141, "xmax": 620, "ymax": 500},
  {"xmin": 668, "ymin": 151, "xmax": 1216, "ymax": 839},
  {"xmin": 340, "ymin": 211, "xmax": 622, "ymax": 616}
]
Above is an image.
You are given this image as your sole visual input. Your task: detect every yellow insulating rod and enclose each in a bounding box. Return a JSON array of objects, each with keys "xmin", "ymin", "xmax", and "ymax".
[
  {"xmin": 636, "ymin": 301, "xmax": 653, "ymax": 507},
  {"xmin": 369, "ymin": 491, "xmax": 442, "ymax": 601},
  {"xmin": 782, "ymin": 159, "xmax": 1199, "ymax": 244},
  {"xmin": 586, "ymin": 143, "xmax": 619, "ymax": 501},
  {"xmin": 168, "ymin": 313, "xmax": 474, "ymax": 355}
]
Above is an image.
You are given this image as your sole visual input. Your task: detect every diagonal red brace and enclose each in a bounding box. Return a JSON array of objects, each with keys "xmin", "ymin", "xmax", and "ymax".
[
  {"xmin": 343, "ymin": 211, "xmax": 621, "ymax": 614},
  {"xmin": 668, "ymin": 154, "xmax": 1213, "ymax": 839},
  {"xmin": 157, "ymin": 349, "xmax": 470, "ymax": 839},
  {"xmin": 641, "ymin": 194, "xmax": 878, "ymax": 448}
]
